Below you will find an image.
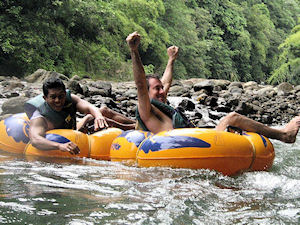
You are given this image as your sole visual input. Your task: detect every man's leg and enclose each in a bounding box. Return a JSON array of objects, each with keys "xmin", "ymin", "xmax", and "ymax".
[
  {"xmin": 78, "ymin": 114, "xmax": 135, "ymax": 132},
  {"xmin": 100, "ymin": 106, "xmax": 136, "ymax": 124},
  {"xmin": 216, "ymin": 112, "xmax": 300, "ymax": 143},
  {"xmin": 77, "ymin": 114, "xmax": 94, "ymax": 133},
  {"xmin": 104, "ymin": 117, "xmax": 135, "ymax": 130}
]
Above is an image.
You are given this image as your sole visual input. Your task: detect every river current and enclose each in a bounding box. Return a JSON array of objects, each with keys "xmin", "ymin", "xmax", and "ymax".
[{"xmin": 0, "ymin": 127, "xmax": 299, "ymax": 224}]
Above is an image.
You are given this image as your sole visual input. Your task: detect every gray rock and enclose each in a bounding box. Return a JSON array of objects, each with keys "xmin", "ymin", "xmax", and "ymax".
[
  {"xmin": 1, "ymin": 96, "xmax": 29, "ymax": 115},
  {"xmin": 276, "ymin": 82, "xmax": 294, "ymax": 95},
  {"xmin": 235, "ymin": 102, "xmax": 255, "ymax": 115},
  {"xmin": 25, "ymin": 69, "xmax": 69, "ymax": 83},
  {"xmin": 194, "ymin": 92, "xmax": 208, "ymax": 104},
  {"xmin": 83, "ymin": 86, "xmax": 110, "ymax": 97},
  {"xmin": 70, "ymin": 75, "xmax": 81, "ymax": 81},
  {"xmin": 243, "ymin": 81, "xmax": 258, "ymax": 90},
  {"xmin": 124, "ymin": 89, "xmax": 137, "ymax": 99},
  {"xmin": 171, "ymin": 80, "xmax": 183, "ymax": 87},
  {"xmin": 193, "ymin": 80, "xmax": 214, "ymax": 94},
  {"xmin": 67, "ymin": 80, "xmax": 83, "ymax": 95},
  {"xmin": 91, "ymin": 80, "xmax": 112, "ymax": 90},
  {"xmin": 82, "ymin": 80, "xmax": 112, "ymax": 97},
  {"xmin": 213, "ymin": 79, "xmax": 231, "ymax": 90},
  {"xmin": 228, "ymin": 81, "xmax": 243, "ymax": 89},
  {"xmin": 0, "ymin": 76, "xmax": 8, "ymax": 82},
  {"xmin": 256, "ymin": 86, "xmax": 274, "ymax": 96},
  {"xmin": 209, "ymin": 111, "xmax": 224, "ymax": 120},
  {"xmin": 215, "ymin": 105, "xmax": 231, "ymax": 113},
  {"xmin": 5, "ymin": 81, "xmax": 25, "ymax": 90},
  {"xmin": 204, "ymin": 96, "xmax": 218, "ymax": 107},
  {"xmin": 0, "ymin": 71, "xmax": 299, "ymax": 126},
  {"xmin": 228, "ymin": 86, "xmax": 243, "ymax": 95},
  {"xmin": 178, "ymin": 99, "xmax": 195, "ymax": 111},
  {"xmin": 169, "ymin": 86, "xmax": 190, "ymax": 96}
]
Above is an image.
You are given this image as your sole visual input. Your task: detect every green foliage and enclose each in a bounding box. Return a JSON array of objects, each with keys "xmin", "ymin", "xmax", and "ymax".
[
  {"xmin": 143, "ymin": 64, "xmax": 155, "ymax": 74},
  {"xmin": 0, "ymin": 0, "xmax": 299, "ymax": 84},
  {"xmin": 158, "ymin": 0, "xmax": 207, "ymax": 79},
  {"xmin": 268, "ymin": 21, "xmax": 300, "ymax": 85},
  {"xmin": 243, "ymin": 3, "xmax": 275, "ymax": 82}
]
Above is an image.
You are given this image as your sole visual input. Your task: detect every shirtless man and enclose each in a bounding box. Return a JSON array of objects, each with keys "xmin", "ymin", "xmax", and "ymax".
[
  {"xmin": 126, "ymin": 31, "xmax": 300, "ymax": 143},
  {"xmin": 25, "ymin": 77, "xmax": 135, "ymax": 154}
]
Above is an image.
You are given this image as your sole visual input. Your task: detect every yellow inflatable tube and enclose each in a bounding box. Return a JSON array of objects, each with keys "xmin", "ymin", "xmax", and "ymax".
[
  {"xmin": 136, "ymin": 128, "xmax": 275, "ymax": 176},
  {"xmin": 0, "ymin": 113, "xmax": 122, "ymax": 159},
  {"xmin": 0, "ymin": 113, "xmax": 30, "ymax": 154},
  {"xmin": 110, "ymin": 130, "xmax": 152, "ymax": 164},
  {"xmin": 24, "ymin": 128, "xmax": 122, "ymax": 159},
  {"xmin": 0, "ymin": 113, "xmax": 275, "ymax": 175},
  {"xmin": 89, "ymin": 128, "xmax": 123, "ymax": 160},
  {"xmin": 111, "ymin": 128, "xmax": 275, "ymax": 176},
  {"xmin": 24, "ymin": 129, "xmax": 90, "ymax": 158}
]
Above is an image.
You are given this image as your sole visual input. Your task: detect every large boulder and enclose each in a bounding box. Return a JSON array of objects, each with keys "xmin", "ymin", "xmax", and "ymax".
[
  {"xmin": 1, "ymin": 96, "xmax": 29, "ymax": 115},
  {"xmin": 67, "ymin": 80, "xmax": 83, "ymax": 95},
  {"xmin": 228, "ymin": 81, "xmax": 243, "ymax": 89},
  {"xmin": 213, "ymin": 79, "xmax": 231, "ymax": 90},
  {"xmin": 25, "ymin": 69, "xmax": 69, "ymax": 83},
  {"xmin": 82, "ymin": 81, "xmax": 112, "ymax": 97},
  {"xmin": 243, "ymin": 81, "xmax": 258, "ymax": 90},
  {"xmin": 276, "ymin": 82, "xmax": 294, "ymax": 96},
  {"xmin": 193, "ymin": 80, "xmax": 215, "ymax": 94},
  {"xmin": 169, "ymin": 85, "xmax": 190, "ymax": 96}
]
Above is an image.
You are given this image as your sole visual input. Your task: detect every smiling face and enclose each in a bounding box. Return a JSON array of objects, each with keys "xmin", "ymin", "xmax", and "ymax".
[
  {"xmin": 148, "ymin": 77, "xmax": 166, "ymax": 103},
  {"xmin": 43, "ymin": 88, "xmax": 66, "ymax": 112}
]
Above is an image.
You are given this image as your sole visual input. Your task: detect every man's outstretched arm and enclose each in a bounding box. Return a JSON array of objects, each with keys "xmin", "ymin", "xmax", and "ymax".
[
  {"xmin": 29, "ymin": 117, "xmax": 79, "ymax": 154},
  {"xmin": 161, "ymin": 46, "xmax": 179, "ymax": 95},
  {"xmin": 126, "ymin": 32, "xmax": 152, "ymax": 121}
]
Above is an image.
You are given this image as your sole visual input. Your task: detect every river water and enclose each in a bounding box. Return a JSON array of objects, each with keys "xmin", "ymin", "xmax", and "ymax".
[{"xmin": 0, "ymin": 129, "xmax": 299, "ymax": 224}]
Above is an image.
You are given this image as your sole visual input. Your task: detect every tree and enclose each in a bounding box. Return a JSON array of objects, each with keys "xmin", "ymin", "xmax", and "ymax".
[
  {"xmin": 158, "ymin": 0, "xmax": 208, "ymax": 79},
  {"xmin": 268, "ymin": 20, "xmax": 300, "ymax": 85},
  {"xmin": 243, "ymin": 3, "xmax": 275, "ymax": 82},
  {"xmin": 0, "ymin": 0, "xmax": 299, "ymax": 83}
]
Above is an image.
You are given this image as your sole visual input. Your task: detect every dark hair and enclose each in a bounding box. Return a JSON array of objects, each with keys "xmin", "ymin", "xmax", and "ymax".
[
  {"xmin": 145, "ymin": 74, "xmax": 161, "ymax": 90},
  {"xmin": 42, "ymin": 77, "xmax": 66, "ymax": 96}
]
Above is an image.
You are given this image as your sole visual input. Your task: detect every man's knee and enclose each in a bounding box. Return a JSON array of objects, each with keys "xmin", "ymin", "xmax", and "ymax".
[
  {"xmin": 223, "ymin": 112, "xmax": 241, "ymax": 124},
  {"xmin": 227, "ymin": 112, "xmax": 239, "ymax": 119},
  {"xmin": 100, "ymin": 106, "xmax": 110, "ymax": 116}
]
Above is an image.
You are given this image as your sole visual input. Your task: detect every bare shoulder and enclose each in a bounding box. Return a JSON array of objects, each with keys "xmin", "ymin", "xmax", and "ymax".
[
  {"xmin": 71, "ymin": 94, "xmax": 81, "ymax": 103},
  {"xmin": 30, "ymin": 116, "xmax": 50, "ymax": 131}
]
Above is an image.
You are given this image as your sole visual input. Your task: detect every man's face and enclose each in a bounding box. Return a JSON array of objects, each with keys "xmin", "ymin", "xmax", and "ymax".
[
  {"xmin": 44, "ymin": 88, "xmax": 66, "ymax": 112},
  {"xmin": 148, "ymin": 78, "xmax": 166, "ymax": 103}
]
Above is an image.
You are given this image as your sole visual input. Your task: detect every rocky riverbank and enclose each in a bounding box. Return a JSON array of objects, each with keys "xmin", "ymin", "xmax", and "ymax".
[{"xmin": 0, "ymin": 69, "xmax": 299, "ymax": 127}]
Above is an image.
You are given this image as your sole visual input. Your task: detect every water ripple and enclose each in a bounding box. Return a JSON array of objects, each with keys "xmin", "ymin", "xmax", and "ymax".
[{"xmin": 0, "ymin": 132, "xmax": 299, "ymax": 224}]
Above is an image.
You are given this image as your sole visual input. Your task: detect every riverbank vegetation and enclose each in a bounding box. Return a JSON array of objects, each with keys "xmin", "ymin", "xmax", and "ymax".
[{"xmin": 0, "ymin": 0, "xmax": 299, "ymax": 84}]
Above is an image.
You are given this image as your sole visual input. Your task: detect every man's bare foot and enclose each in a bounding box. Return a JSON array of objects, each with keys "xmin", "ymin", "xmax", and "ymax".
[{"xmin": 280, "ymin": 116, "xmax": 300, "ymax": 143}]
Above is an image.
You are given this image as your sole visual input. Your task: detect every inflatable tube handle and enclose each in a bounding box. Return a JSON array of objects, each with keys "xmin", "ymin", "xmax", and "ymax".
[
  {"xmin": 226, "ymin": 126, "xmax": 243, "ymax": 135},
  {"xmin": 244, "ymin": 135, "xmax": 256, "ymax": 171}
]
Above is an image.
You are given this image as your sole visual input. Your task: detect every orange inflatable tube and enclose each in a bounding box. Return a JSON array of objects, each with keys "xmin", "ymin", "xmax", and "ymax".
[
  {"xmin": 110, "ymin": 130, "xmax": 152, "ymax": 164},
  {"xmin": 24, "ymin": 129, "xmax": 90, "ymax": 158},
  {"xmin": 111, "ymin": 128, "xmax": 275, "ymax": 176},
  {"xmin": 136, "ymin": 128, "xmax": 275, "ymax": 176},
  {"xmin": 0, "ymin": 113, "xmax": 30, "ymax": 154},
  {"xmin": 0, "ymin": 113, "xmax": 122, "ymax": 160},
  {"xmin": 24, "ymin": 128, "xmax": 122, "ymax": 159},
  {"xmin": 89, "ymin": 128, "xmax": 123, "ymax": 160}
]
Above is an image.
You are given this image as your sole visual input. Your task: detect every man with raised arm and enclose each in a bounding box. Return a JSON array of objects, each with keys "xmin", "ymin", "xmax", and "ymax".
[
  {"xmin": 126, "ymin": 31, "xmax": 300, "ymax": 143},
  {"xmin": 25, "ymin": 77, "xmax": 135, "ymax": 154}
]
